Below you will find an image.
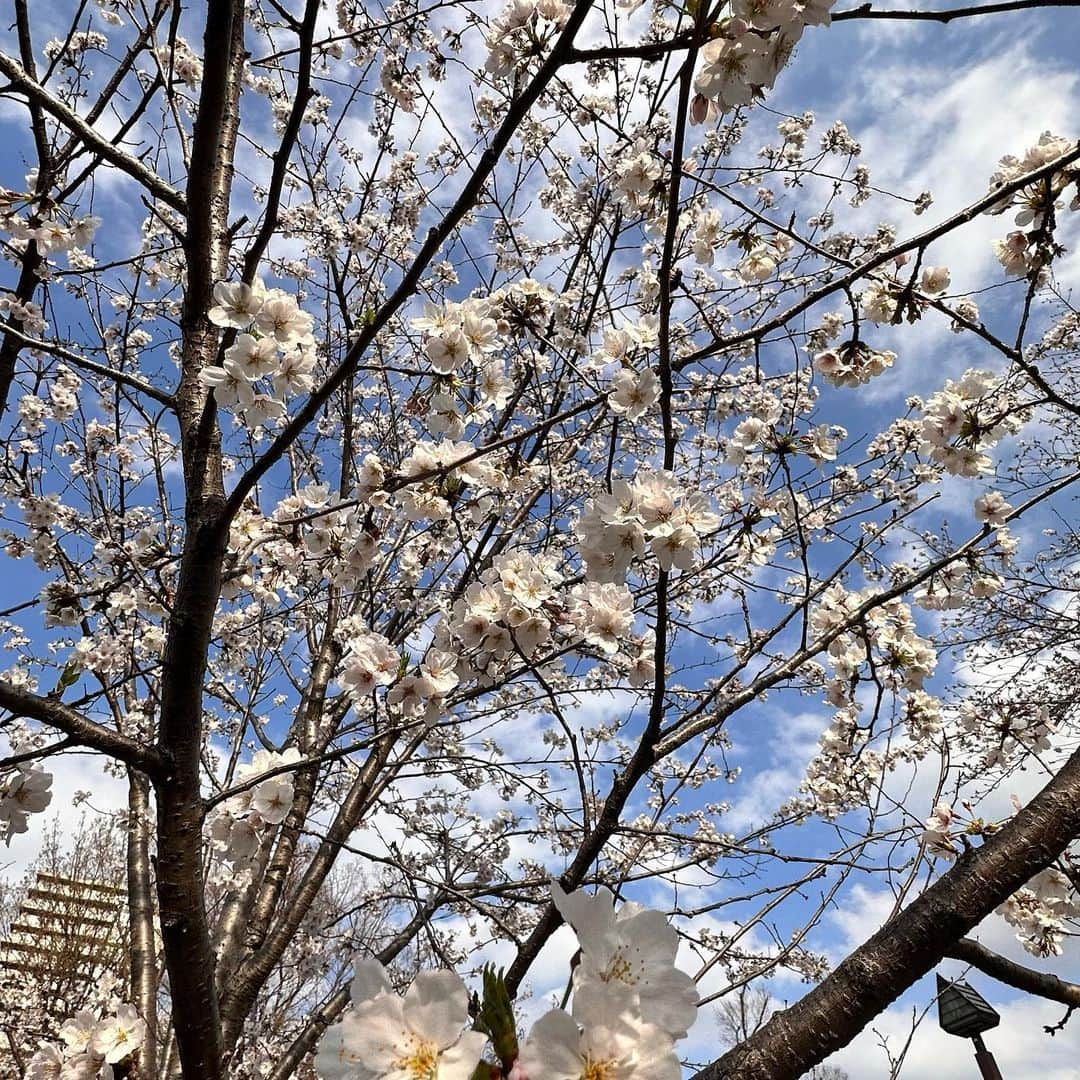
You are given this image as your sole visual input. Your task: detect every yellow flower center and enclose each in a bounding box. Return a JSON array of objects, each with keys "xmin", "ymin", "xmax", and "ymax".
[
  {"xmin": 396, "ymin": 1037, "xmax": 439, "ymax": 1080},
  {"xmin": 602, "ymin": 951, "xmax": 638, "ymax": 986},
  {"xmin": 582, "ymin": 1056, "xmax": 617, "ymax": 1080}
]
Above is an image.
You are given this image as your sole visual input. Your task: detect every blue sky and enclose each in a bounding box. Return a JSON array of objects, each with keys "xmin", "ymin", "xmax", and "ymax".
[
  {"xmin": 2, "ymin": 3, "xmax": 1080, "ymax": 1078},
  {"xmin": 731, "ymin": 7, "xmax": 1080, "ymax": 1077}
]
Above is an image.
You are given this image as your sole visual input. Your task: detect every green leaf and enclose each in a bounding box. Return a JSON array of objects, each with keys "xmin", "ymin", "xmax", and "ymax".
[
  {"xmin": 56, "ymin": 662, "xmax": 80, "ymax": 692},
  {"xmin": 474, "ymin": 966, "xmax": 519, "ymax": 1069}
]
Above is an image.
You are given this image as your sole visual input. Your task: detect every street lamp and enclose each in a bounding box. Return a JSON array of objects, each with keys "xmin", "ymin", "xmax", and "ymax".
[{"xmin": 936, "ymin": 973, "xmax": 1005, "ymax": 1080}]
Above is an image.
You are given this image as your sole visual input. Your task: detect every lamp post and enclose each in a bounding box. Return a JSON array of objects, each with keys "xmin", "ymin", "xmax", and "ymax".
[{"xmin": 936, "ymin": 973, "xmax": 1005, "ymax": 1080}]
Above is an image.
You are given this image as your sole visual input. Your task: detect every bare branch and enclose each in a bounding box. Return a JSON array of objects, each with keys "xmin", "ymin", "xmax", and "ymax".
[
  {"xmin": 0, "ymin": 324, "xmax": 176, "ymax": 407},
  {"xmin": 833, "ymin": 0, "xmax": 1080, "ymax": 22},
  {"xmin": 0, "ymin": 52, "xmax": 187, "ymax": 213}
]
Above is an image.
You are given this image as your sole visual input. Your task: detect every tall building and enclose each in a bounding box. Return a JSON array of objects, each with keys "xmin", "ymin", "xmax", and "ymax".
[{"xmin": 0, "ymin": 873, "xmax": 127, "ymax": 1076}]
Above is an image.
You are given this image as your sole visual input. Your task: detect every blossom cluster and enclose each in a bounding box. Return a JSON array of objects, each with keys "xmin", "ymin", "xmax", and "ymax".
[
  {"xmin": 986, "ymin": 131, "xmax": 1079, "ymax": 276},
  {"xmin": 322, "ymin": 538, "xmax": 651, "ymax": 725},
  {"xmin": 272, "ymin": 480, "xmax": 384, "ymax": 589},
  {"xmin": 801, "ymin": 587, "xmax": 942, "ymax": 817},
  {"xmin": 484, "ymin": 0, "xmax": 571, "ymax": 79},
  {"xmin": 199, "ymin": 279, "xmax": 316, "ymax": 427},
  {"xmin": 316, "ymin": 960, "xmax": 487, "ymax": 1080},
  {"xmin": 0, "ymin": 204, "xmax": 100, "ymax": 259},
  {"xmin": 410, "ymin": 294, "xmax": 514, "ymax": 437},
  {"xmin": 577, "ymin": 471, "xmax": 719, "ymax": 582},
  {"xmin": 44, "ymin": 30, "xmax": 109, "ymax": 63},
  {"xmin": 315, "ymin": 884, "xmax": 698, "ymax": 1080},
  {"xmin": 442, "ymin": 549, "xmax": 565, "ymax": 670},
  {"xmin": 736, "ymin": 233, "xmax": 795, "ymax": 285},
  {"xmin": 338, "ymin": 631, "xmax": 404, "ymax": 700},
  {"xmin": 154, "ymin": 36, "xmax": 203, "ymax": 85},
  {"xmin": 611, "ymin": 138, "xmax": 664, "ymax": 212},
  {"xmin": 811, "ymin": 585, "xmax": 937, "ymax": 698},
  {"xmin": 24, "ymin": 1004, "xmax": 146, "ymax": 1079},
  {"xmin": 801, "ymin": 705, "xmax": 885, "ymax": 820},
  {"xmin": 208, "ymin": 747, "xmax": 303, "ymax": 865},
  {"xmin": 918, "ymin": 369, "xmax": 1025, "ymax": 478},
  {"xmin": 997, "ymin": 868, "xmax": 1080, "ymax": 957},
  {"xmin": 407, "ymin": 278, "xmax": 562, "ymax": 440},
  {"xmin": 608, "ymin": 366, "xmax": 660, "ymax": 420},
  {"xmin": 956, "ymin": 701, "xmax": 1057, "ymax": 770},
  {"xmin": 693, "ymin": 0, "xmax": 836, "ymax": 119},
  {"xmin": 0, "ymin": 294, "xmax": 47, "ymax": 336},
  {"xmin": 813, "ymin": 340, "xmax": 896, "ymax": 389},
  {"xmin": 395, "ymin": 439, "xmax": 508, "ymax": 522}
]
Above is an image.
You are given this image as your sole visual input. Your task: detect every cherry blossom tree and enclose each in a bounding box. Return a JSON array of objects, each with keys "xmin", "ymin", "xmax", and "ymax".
[{"xmin": 0, "ymin": 0, "xmax": 1079, "ymax": 1078}]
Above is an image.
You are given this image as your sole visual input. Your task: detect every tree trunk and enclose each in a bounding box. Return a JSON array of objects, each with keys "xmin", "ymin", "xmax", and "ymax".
[
  {"xmin": 152, "ymin": 1, "xmax": 244, "ymax": 1076},
  {"xmin": 126, "ymin": 770, "xmax": 158, "ymax": 1079}
]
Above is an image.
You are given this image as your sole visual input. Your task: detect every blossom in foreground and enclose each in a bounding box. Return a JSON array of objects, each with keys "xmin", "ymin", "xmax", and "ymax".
[
  {"xmin": 23, "ymin": 1043, "xmax": 63, "ymax": 1079},
  {"xmin": 91, "ymin": 1003, "xmax": 147, "ymax": 1063},
  {"xmin": 519, "ymin": 984, "xmax": 680, "ymax": 1080},
  {"xmin": 1, "ymin": 763, "xmax": 54, "ymax": 843},
  {"xmin": 209, "ymin": 278, "xmax": 266, "ymax": 328},
  {"xmin": 58, "ymin": 1010, "xmax": 98, "ymax": 1053},
  {"xmin": 315, "ymin": 959, "xmax": 487, "ymax": 1080},
  {"xmin": 550, "ymin": 882, "xmax": 699, "ymax": 1039}
]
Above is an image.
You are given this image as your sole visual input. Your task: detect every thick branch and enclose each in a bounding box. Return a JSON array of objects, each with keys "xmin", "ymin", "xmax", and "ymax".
[
  {"xmin": 152, "ymin": 3, "xmax": 245, "ymax": 1078},
  {"xmin": 126, "ymin": 770, "xmax": 159, "ymax": 1079},
  {"xmin": 694, "ymin": 746, "xmax": 1080, "ymax": 1080},
  {"xmin": 0, "ymin": 679, "xmax": 165, "ymax": 775},
  {"xmin": 945, "ymin": 937, "xmax": 1080, "ymax": 1007}
]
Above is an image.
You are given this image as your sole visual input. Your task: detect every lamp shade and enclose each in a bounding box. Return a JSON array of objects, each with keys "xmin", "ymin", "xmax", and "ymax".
[{"xmin": 936, "ymin": 974, "xmax": 1001, "ymax": 1038}]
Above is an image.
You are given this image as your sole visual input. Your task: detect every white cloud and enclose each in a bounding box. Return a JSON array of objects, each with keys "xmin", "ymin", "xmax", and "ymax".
[
  {"xmin": 775, "ymin": 34, "xmax": 1080, "ymax": 406},
  {"xmin": 1, "ymin": 749, "xmax": 127, "ymax": 879},
  {"xmin": 723, "ymin": 709, "xmax": 823, "ymax": 832}
]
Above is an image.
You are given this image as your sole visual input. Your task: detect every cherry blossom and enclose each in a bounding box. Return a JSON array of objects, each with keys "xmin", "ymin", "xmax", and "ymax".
[
  {"xmin": 520, "ymin": 987, "xmax": 680, "ymax": 1080},
  {"xmin": 91, "ymin": 1004, "xmax": 146, "ymax": 1064},
  {"xmin": 315, "ymin": 960, "xmax": 487, "ymax": 1080},
  {"xmin": 550, "ymin": 883, "xmax": 699, "ymax": 1039},
  {"xmin": 1, "ymin": 763, "xmax": 53, "ymax": 843}
]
